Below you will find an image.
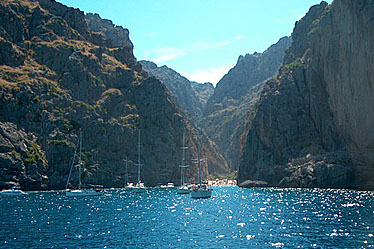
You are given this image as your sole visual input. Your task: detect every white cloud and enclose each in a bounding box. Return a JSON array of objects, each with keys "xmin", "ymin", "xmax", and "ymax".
[
  {"xmin": 142, "ymin": 32, "xmax": 157, "ymax": 39},
  {"xmin": 276, "ymin": 8, "xmax": 307, "ymax": 24},
  {"xmin": 187, "ymin": 41, "xmax": 230, "ymax": 50},
  {"xmin": 145, "ymin": 47, "xmax": 186, "ymax": 63},
  {"xmin": 235, "ymin": 34, "xmax": 245, "ymax": 40},
  {"xmin": 180, "ymin": 65, "xmax": 233, "ymax": 86},
  {"xmin": 153, "ymin": 53, "xmax": 185, "ymax": 63},
  {"xmin": 144, "ymin": 40, "xmax": 230, "ymax": 63},
  {"xmin": 275, "ymin": 17, "xmax": 285, "ymax": 24},
  {"xmin": 289, "ymin": 8, "xmax": 307, "ymax": 20}
]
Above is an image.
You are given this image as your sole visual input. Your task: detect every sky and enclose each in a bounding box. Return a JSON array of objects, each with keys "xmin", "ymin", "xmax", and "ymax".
[{"xmin": 58, "ymin": 0, "xmax": 333, "ymax": 86}]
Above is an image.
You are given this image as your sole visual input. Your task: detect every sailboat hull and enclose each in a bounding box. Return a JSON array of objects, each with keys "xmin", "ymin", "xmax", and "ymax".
[
  {"xmin": 191, "ymin": 189, "xmax": 212, "ymax": 199},
  {"xmin": 0, "ymin": 190, "xmax": 27, "ymax": 196},
  {"xmin": 133, "ymin": 187, "xmax": 147, "ymax": 193},
  {"xmin": 123, "ymin": 186, "xmax": 135, "ymax": 191},
  {"xmin": 177, "ymin": 186, "xmax": 190, "ymax": 194},
  {"xmin": 66, "ymin": 189, "xmax": 104, "ymax": 197}
]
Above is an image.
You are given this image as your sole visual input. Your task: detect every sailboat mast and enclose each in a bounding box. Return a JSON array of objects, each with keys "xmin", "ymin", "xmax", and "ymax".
[
  {"xmin": 65, "ymin": 136, "xmax": 80, "ymax": 190},
  {"xmin": 137, "ymin": 129, "xmax": 141, "ymax": 185},
  {"xmin": 181, "ymin": 131, "xmax": 186, "ymax": 186},
  {"xmin": 125, "ymin": 157, "xmax": 129, "ymax": 186},
  {"xmin": 78, "ymin": 131, "xmax": 82, "ymax": 190},
  {"xmin": 197, "ymin": 122, "xmax": 202, "ymax": 186}
]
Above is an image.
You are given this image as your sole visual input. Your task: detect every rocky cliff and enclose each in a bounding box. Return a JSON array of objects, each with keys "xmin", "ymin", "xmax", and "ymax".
[
  {"xmin": 139, "ymin": 60, "xmax": 203, "ymax": 117},
  {"xmin": 190, "ymin": 81, "xmax": 214, "ymax": 108},
  {"xmin": 238, "ymin": 0, "xmax": 374, "ymax": 190},
  {"xmin": 85, "ymin": 13, "xmax": 133, "ymax": 49},
  {"xmin": 0, "ymin": 0, "xmax": 215, "ymax": 190},
  {"xmin": 202, "ymin": 37, "xmax": 291, "ymax": 171},
  {"xmin": 0, "ymin": 122, "xmax": 48, "ymax": 190}
]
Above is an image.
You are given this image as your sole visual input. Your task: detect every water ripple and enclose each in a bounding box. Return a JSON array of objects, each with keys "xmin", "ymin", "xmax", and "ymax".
[{"xmin": 0, "ymin": 187, "xmax": 373, "ymax": 248}]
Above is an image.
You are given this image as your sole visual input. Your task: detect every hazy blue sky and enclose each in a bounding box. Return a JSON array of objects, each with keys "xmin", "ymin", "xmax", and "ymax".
[{"xmin": 57, "ymin": 0, "xmax": 332, "ymax": 85}]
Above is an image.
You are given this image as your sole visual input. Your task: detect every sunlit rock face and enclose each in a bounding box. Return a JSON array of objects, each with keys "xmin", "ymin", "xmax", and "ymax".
[
  {"xmin": 238, "ymin": 0, "xmax": 374, "ymax": 190},
  {"xmin": 190, "ymin": 81, "xmax": 214, "ymax": 109},
  {"xmin": 139, "ymin": 60, "xmax": 203, "ymax": 117},
  {"xmin": 0, "ymin": 0, "xmax": 219, "ymax": 189}
]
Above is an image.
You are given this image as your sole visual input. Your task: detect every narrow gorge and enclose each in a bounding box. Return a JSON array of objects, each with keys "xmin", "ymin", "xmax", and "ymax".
[
  {"xmin": 201, "ymin": 36, "xmax": 291, "ymax": 172},
  {"xmin": 0, "ymin": 0, "xmax": 373, "ymax": 191}
]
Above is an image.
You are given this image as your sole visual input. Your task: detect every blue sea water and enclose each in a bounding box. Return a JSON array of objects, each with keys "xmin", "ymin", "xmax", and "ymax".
[{"xmin": 0, "ymin": 186, "xmax": 373, "ymax": 248}]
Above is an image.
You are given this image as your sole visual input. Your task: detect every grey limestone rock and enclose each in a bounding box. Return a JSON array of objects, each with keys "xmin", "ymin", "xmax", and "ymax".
[
  {"xmin": 0, "ymin": 0, "xmax": 216, "ymax": 190},
  {"xmin": 85, "ymin": 13, "xmax": 133, "ymax": 49},
  {"xmin": 140, "ymin": 60, "xmax": 203, "ymax": 117},
  {"xmin": 0, "ymin": 122, "xmax": 48, "ymax": 190},
  {"xmin": 238, "ymin": 0, "xmax": 374, "ymax": 190},
  {"xmin": 190, "ymin": 81, "xmax": 214, "ymax": 108}
]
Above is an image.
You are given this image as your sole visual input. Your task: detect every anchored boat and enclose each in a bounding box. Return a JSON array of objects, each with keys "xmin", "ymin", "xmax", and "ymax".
[
  {"xmin": 122, "ymin": 157, "xmax": 136, "ymax": 191},
  {"xmin": 191, "ymin": 121, "xmax": 212, "ymax": 199},
  {"xmin": 177, "ymin": 130, "xmax": 191, "ymax": 194},
  {"xmin": 65, "ymin": 132, "xmax": 104, "ymax": 197},
  {"xmin": 0, "ymin": 186, "xmax": 27, "ymax": 196},
  {"xmin": 133, "ymin": 129, "xmax": 147, "ymax": 193}
]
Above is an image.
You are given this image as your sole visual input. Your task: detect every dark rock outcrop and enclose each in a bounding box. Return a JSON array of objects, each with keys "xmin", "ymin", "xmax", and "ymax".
[
  {"xmin": 0, "ymin": 122, "xmax": 48, "ymax": 190},
  {"xmin": 238, "ymin": 180, "xmax": 268, "ymax": 188},
  {"xmin": 238, "ymin": 0, "xmax": 374, "ymax": 190},
  {"xmin": 85, "ymin": 13, "xmax": 133, "ymax": 49},
  {"xmin": 140, "ymin": 60, "xmax": 203, "ymax": 117},
  {"xmin": 0, "ymin": 0, "xmax": 214, "ymax": 189},
  {"xmin": 202, "ymin": 37, "xmax": 291, "ymax": 171},
  {"xmin": 190, "ymin": 81, "xmax": 214, "ymax": 108}
]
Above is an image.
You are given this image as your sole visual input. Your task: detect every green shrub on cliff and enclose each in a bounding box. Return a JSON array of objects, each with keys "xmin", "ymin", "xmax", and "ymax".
[
  {"xmin": 25, "ymin": 142, "xmax": 46, "ymax": 165},
  {"xmin": 48, "ymin": 139, "xmax": 69, "ymax": 146}
]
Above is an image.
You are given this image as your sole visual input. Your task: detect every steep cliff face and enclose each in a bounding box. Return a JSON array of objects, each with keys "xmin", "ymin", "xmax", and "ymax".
[
  {"xmin": 139, "ymin": 60, "xmax": 203, "ymax": 117},
  {"xmin": 0, "ymin": 0, "xmax": 210, "ymax": 189},
  {"xmin": 238, "ymin": 0, "xmax": 374, "ymax": 190},
  {"xmin": 190, "ymin": 81, "xmax": 214, "ymax": 108},
  {"xmin": 0, "ymin": 122, "xmax": 48, "ymax": 190},
  {"xmin": 202, "ymin": 37, "xmax": 291, "ymax": 171},
  {"xmin": 85, "ymin": 13, "xmax": 133, "ymax": 49}
]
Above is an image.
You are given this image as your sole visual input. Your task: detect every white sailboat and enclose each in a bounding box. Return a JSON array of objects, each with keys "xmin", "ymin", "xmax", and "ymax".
[
  {"xmin": 133, "ymin": 129, "xmax": 146, "ymax": 193},
  {"xmin": 66, "ymin": 132, "xmax": 104, "ymax": 197},
  {"xmin": 123, "ymin": 157, "xmax": 135, "ymax": 191},
  {"xmin": 160, "ymin": 182, "xmax": 175, "ymax": 189},
  {"xmin": 191, "ymin": 121, "xmax": 212, "ymax": 199},
  {"xmin": 0, "ymin": 186, "xmax": 27, "ymax": 196},
  {"xmin": 177, "ymin": 130, "xmax": 191, "ymax": 194}
]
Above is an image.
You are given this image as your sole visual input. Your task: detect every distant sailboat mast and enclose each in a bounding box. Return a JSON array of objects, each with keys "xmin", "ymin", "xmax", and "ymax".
[
  {"xmin": 65, "ymin": 136, "xmax": 80, "ymax": 190},
  {"xmin": 177, "ymin": 129, "xmax": 191, "ymax": 194},
  {"xmin": 180, "ymin": 130, "xmax": 188, "ymax": 186},
  {"xmin": 190, "ymin": 119, "xmax": 212, "ymax": 199},
  {"xmin": 78, "ymin": 131, "xmax": 82, "ymax": 190},
  {"xmin": 197, "ymin": 122, "xmax": 202, "ymax": 186},
  {"xmin": 125, "ymin": 157, "xmax": 129, "ymax": 186},
  {"xmin": 137, "ymin": 129, "xmax": 142, "ymax": 186},
  {"xmin": 65, "ymin": 131, "xmax": 104, "ymax": 196}
]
